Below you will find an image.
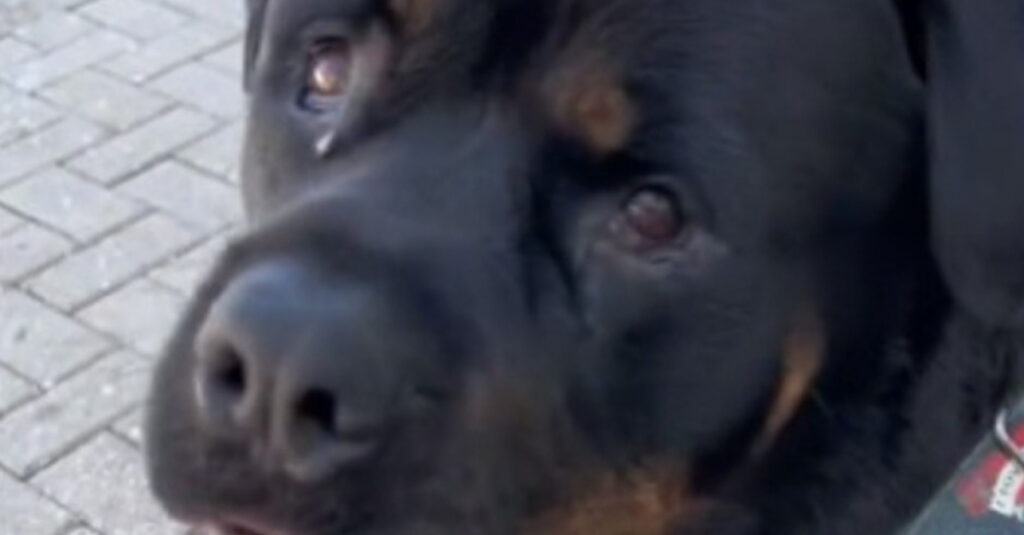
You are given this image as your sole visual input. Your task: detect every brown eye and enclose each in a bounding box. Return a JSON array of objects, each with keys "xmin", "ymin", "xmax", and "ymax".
[
  {"xmin": 613, "ymin": 187, "xmax": 685, "ymax": 250},
  {"xmin": 304, "ymin": 39, "xmax": 351, "ymax": 108}
]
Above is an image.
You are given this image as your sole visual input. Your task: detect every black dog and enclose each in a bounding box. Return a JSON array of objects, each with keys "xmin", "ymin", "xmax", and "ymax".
[{"xmin": 145, "ymin": 1, "xmax": 1024, "ymax": 534}]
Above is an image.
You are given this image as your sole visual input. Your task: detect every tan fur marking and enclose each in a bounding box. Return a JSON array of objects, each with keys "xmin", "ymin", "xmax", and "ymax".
[
  {"xmin": 388, "ymin": 0, "xmax": 440, "ymax": 35},
  {"xmin": 572, "ymin": 83, "xmax": 636, "ymax": 154},
  {"xmin": 545, "ymin": 57, "xmax": 636, "ymax": 155},
  {"xmin": 750, "ymin": 302, "xmax": 826, "ymax": 457},
  {"xmin": 535, "ymin": 462, "xmax": 693, "ymax": 535}
]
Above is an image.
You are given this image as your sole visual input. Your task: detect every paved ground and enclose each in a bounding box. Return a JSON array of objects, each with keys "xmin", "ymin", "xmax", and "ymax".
[{"xmin": 0, "ymin": 0, "xmax": 246, "ymax": 533}]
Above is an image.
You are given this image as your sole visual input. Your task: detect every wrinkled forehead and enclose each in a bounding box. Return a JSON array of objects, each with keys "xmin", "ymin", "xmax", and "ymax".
[
  {"xmin": 248, "ymin": 0, "xmax": 921, "ymax": 249},
  {"xmin": 253, "ymin": 0, "xmax": 641, "ymax": 155}
]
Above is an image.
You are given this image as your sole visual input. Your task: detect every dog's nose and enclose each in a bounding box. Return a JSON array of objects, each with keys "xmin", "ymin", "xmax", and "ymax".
[{"xmin": 192, "ymin": 259, "xmax": 410, "ymax": 482}]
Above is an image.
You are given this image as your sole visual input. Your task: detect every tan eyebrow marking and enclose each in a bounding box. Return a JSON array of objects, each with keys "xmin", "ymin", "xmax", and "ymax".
[
  {"xmin": 544, "ymin": 57, "xmax": 637, "ymax": 155},
  {"xmin": 388, "ymin": 0, "xmax": 441, "ymax": 35}
]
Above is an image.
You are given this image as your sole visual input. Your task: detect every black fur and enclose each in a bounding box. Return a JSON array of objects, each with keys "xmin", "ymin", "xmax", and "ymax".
[{"xmin": 145, "ymin": 1, "xmax": 1024, "ymax": 534}]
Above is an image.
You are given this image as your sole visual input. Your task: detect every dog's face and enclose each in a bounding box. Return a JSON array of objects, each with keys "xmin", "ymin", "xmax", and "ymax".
[{"xmin": 145, "ymin": 1, "xmax": 986, "ymax": 534}]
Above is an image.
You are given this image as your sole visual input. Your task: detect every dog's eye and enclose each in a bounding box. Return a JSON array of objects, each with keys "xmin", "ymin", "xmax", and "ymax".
[
  {"xmin": 610, "ymin": 187, "xmax": 686, "ymax": 251},
  {"xmin": 303, "ymin": 39, "xmax": 351, "ymax": 110}
]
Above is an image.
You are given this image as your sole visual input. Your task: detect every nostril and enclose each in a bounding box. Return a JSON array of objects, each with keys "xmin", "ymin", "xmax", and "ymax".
[
  {"xmin": 296, "ymin": 388, "xmax": 337, "ymax": 437},
  {"xmin": 196, "ymin": 342, "xmax": 254, "ymax": 433},
  {"xmin": 212, "ymin": 348, "xmax": 248, "ymax": 397},
  {"xmin": 282, "ymin": 388, "xmax": 384, "ymax": 481}
]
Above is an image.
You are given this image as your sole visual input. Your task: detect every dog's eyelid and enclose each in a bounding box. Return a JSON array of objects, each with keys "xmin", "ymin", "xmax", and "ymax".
[
  {"xmin": 309, "ymin": 35, "xmax": 350, "ymax": 52},
  {"xmin": 299, "ymin": 37, "xmax": 354, "ymax": 113},
  {"xmin": 296, "ymin": 18, "xmax": 394, "ymax": 115},
  {"xmin": 637, "ymin": 173, "xmax": 715, "ymax": 233},
  {"xmin": 307, "ymin": 40, "xmax": 351, "ymax": 91},
  {"xmin": 297, "ymin": 17, "xmax": 358, "ymax": 47}
]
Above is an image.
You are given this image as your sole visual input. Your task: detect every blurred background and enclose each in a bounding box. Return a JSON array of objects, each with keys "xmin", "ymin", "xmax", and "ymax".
[{"xmin": 0, "ymin": 0, "xmax": 246, "ymax": 532}]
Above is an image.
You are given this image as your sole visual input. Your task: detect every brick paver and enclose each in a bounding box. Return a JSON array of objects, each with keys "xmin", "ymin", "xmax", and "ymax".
[
  {"xmin": 0, "ymin": 287, "xmax": 111, "ymax": 383},
  {"xmin": 0, "ymin": 468, "xmax": 72, "ymax": 535},
  {"xmin": 26, "ymin": 213, "xmax": 200, "ymax": 310},
  {"xmin": 0, "ymin": 351, "xmax": 152, "ymax": 477},
  {"xmin": 0, "ymin": 223, "xmax": 73, "ymax": 282},
  {"xmin": 32, "ymin": 433, "xmax": 191, "ymax": 535},
  {"xmin": 0, "ymin": 205, "xmax": 24, "ymax": 235},
  {"xmin": 41, "ymin": 69, "xmax": 171, "ymax": 129},
  {"xmin": 0, "ymin": 365, "xmax": 34, "ymax": 414},
  {"xmin": 118, "ymin": 160, "xmax": 240, "ymax": 232},
  {"xmin": 77, "ymin": 279, "xmax": 186, "ymax": 357},
  {"xmin": 1, "ymin": 29, "xmax": 133, "ymax": 91},
  {"xmin": 0, "ymin": 84, "xmax": 60, "ymax": 146},
  {"xmin": 147, "ymin": 234, "xmax": 229, "ymax": 296},
  {"xmin": 0, "ymin": 0, "xmax": 245, "ymax": 531},
  {"xmin": 12, "ymin": 11, "xmax": 92, "ymax": 50},
  {"xmin": 0, "ymin": 117, "xmax": 106, "ymax": 186},
  {"xmin": 0, "ymin": 166, "xmax": 145, "ymax": 242},
  {"xmin": 67, "ymin": 108, "xmax": 216, "ymax": 185}
]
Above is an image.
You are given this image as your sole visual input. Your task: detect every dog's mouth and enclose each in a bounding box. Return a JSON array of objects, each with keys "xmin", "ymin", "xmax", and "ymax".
[
  {"xmin": 184, "ymin": 463, "xmax": 700, "ymax": 535},
  {"xmin": 197, "ymin": 518, "xmax": 297, "ymax": 535},
  {"xmin": 205, "ymin": 525, "xmax": 268, "ymax": 535}
]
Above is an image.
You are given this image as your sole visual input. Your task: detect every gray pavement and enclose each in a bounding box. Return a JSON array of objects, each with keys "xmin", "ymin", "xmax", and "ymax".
[{"xmin": 0, "ymin": 0, "xmax": 246, "ymax": 533}]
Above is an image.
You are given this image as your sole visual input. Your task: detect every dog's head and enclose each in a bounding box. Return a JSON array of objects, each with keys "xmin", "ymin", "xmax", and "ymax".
[{"xmin": 145, "ymin": 1, "xmax": 1024, "ymax": 534}]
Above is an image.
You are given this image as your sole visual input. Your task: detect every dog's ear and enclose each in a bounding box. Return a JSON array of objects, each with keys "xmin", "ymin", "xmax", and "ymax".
[
  {"xmin": 925, "ymin": 1, "xmax": 1024, "ymax": 328},
  {"xmin": 243, "ymin": 0, "xmax": 268, "ymax": 92}
]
